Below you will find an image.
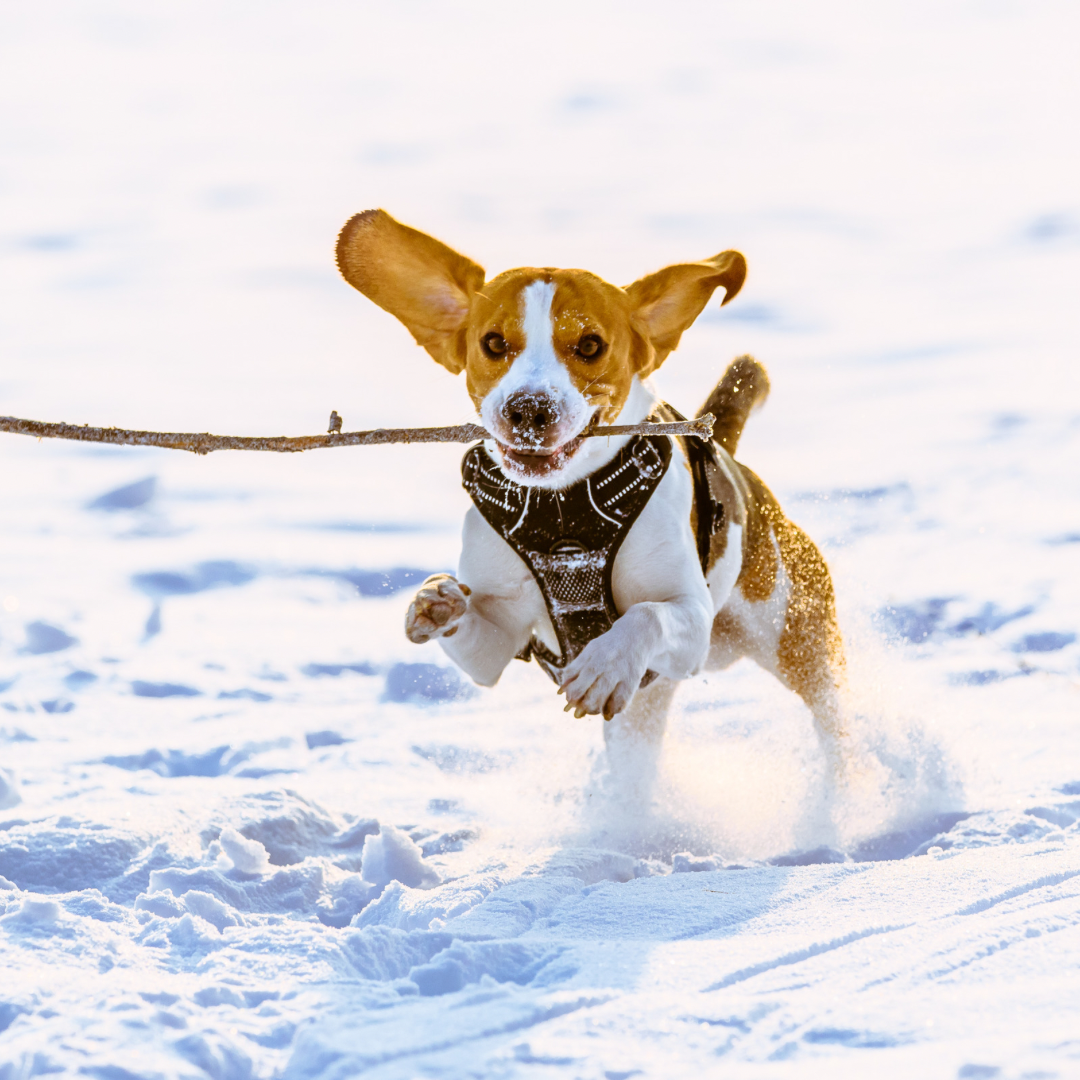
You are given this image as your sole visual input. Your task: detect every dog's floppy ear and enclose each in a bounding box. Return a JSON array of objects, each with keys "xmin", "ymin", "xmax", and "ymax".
[
  {"xmin": 625, "ymin": 251, "xmax": 746, "ymax": 375},
  {"xmin": 336, "ymin": 209, "xmax": 485, "ymax": 375}
]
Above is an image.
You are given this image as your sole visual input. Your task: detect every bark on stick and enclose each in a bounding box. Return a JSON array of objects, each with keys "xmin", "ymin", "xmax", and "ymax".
[{"xmin": 0, "ymin": 414, "xmax": 714, "ymax": 455}]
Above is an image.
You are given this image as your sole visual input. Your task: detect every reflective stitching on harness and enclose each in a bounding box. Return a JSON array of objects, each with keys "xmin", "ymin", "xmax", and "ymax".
[
  {"xmin": 595, "ymin": 460, "xmax": 632, "ymax": 489},
  {"xmin": 608, "ymin": 480, "xmax": 640, "ymax": 504}
]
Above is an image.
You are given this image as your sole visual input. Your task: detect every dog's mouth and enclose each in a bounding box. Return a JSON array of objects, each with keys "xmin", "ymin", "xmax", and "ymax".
[
  {"xmin": 493, "ymin": 413, "xmax": 596, "ymax": 481},
  {"xmin": 495, "ymin": 435, "xmax": 586, "ymax": 479}
]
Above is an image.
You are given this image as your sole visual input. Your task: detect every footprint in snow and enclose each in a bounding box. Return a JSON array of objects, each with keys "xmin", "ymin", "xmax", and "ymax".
[
  {"xmin": 21, "ymin": 622, "xmax": 78, "ymax": 655},
  {"xmin": 86, "ymin": 476, "xmax": 156, "ymax": 511}
]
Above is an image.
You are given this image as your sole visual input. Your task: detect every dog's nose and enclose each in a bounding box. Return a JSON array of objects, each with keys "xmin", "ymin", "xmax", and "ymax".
[{"xmin": 502, "ymin": 392, "xmax": 558, "ymax": 440}]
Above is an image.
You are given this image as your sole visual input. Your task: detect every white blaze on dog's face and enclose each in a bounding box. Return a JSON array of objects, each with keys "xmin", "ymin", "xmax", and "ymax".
[
  {"xmin": 476, "ymin": 280, "xmax": 592, "ymax": 482},
  {"xmin": 336, "ymin": 210, "xmax": 747, "ymax": 485},
  {"xmin": 469, "ymin": 269, "xmax": 645, "ymax": 485}
]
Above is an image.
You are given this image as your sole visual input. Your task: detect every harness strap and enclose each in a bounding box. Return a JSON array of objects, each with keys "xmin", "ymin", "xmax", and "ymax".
[
  {"xmin": 462, "ymin": 430, "xmax": 671, "ymax": 685},
  {"xmin": 651, "ymin": 402, "xmax": 729, "ymax": 573}
]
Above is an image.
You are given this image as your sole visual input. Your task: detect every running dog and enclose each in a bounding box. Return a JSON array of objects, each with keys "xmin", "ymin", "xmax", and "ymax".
[{"xmin": 336, "ymin": 210, "xmax": 846, "ymax": 771}]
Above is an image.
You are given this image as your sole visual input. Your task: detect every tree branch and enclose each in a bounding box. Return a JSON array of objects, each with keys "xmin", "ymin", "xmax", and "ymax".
[{"xmin": 0, "ymin": 413, "xmax": 715, "ymax": 455}]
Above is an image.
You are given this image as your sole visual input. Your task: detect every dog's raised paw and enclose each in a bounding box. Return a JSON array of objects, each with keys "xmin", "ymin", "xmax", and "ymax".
[{"xmin": 405, "ymin": 574, "xmax": 470, "ymax": 644}]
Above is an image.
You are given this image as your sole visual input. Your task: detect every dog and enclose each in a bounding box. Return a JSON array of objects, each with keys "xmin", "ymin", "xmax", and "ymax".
[{"xmin": 336, "ymin": 210, "xmax": 847, "ymax": 776}]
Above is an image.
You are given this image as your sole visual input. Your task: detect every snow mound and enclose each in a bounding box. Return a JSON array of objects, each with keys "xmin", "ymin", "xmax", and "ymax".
[
  {"xmin": 361, "ymin": 825, "xmax": 441, "ymax": 890},
  {"xmin": 0, "ymin": 820, "xmax": 150, "ymax": 897},
  {"xmin": 0, "ymin": 898, "xmax": 62, "ymax": 927},
  {"xmin": 217, "ymin": 827, "xmax": 271, "ymax": 875}
]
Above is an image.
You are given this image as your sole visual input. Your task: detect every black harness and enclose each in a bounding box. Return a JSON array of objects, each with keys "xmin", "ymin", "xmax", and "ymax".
[{"xmin": 461, "ymin": 408, "xmax": 727, "ymax": 686}]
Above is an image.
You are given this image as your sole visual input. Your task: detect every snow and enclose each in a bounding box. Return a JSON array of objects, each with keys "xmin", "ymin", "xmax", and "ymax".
[{"xmin": 1, "ymin": 1, "xmax": 1079, "ymax": 1077}]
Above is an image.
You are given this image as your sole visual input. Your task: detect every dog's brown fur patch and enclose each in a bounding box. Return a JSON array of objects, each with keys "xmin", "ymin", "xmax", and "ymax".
[{"xmin": 735, "ymin": 466, "xmax": 846, "ymax": 728}]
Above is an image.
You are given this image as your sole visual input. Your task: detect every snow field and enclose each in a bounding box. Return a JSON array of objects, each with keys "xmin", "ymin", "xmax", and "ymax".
[{"xmin": 2, "ymin": 2, "xmax": 1080, "ymax": 1077}]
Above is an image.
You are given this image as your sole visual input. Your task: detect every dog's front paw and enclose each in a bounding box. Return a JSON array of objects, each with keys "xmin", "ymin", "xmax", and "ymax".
[
  {"xmin": 405, "ymin": 574, "xmax": 471, "ymax": 644},
  {"xmin": 559, "ymin": 632, "xmax": 646, "ymax": 721}
]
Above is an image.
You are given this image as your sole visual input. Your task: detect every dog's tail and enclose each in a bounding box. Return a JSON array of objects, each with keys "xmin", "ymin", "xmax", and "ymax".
[{"xmin": 697, "ymin": 355, "xmax": 770, "ymax": 456}]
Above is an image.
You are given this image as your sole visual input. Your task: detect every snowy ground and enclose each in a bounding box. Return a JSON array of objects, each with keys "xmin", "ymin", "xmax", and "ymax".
[{"xmin": 2, "ymin": 3, "xmax": 1079, "ymax": 1077}]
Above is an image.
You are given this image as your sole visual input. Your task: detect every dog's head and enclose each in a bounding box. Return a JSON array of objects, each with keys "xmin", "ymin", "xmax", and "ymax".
[{"xmin": 337, "ymin": 210, "xmax": 745, "ymax": 486}]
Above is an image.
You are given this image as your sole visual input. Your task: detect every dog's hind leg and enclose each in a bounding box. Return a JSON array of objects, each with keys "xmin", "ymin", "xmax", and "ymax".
[
  {"xmin": 713, "ymin": 470, "xmax": 850, "ymax": 776},
  {"xmin": 713, "ymin": 571, "xmax": 849, "ymax": 778},
  {"xmin": 700, "ymin": 356, "xmax": 850, "ymax": 775},
  {"xmin": 602, "ymin": 676, "xmax": 677, "ymax": 802},
  {"xmin": 770, "ymin": 511, "xmax": 849, "ymax": 774}
]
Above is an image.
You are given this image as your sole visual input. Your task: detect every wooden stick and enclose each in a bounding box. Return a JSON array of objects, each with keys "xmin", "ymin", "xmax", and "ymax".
[{"xmin": 0, "ymin": 413, "xmax": 715, "ymax": 456}]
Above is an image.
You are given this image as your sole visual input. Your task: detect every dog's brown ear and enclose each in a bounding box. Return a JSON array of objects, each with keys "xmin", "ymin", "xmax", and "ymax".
[
  {"xmin": 336, "ymin": 209, "xmax": 485, "ymax": 375},
  {"xmin": 625, "ymin": 250, "xmax": 746, "ymax": 375}
]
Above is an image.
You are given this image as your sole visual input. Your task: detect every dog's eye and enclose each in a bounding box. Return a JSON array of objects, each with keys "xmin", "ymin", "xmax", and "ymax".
[
  {"xmin": 575, "ymin": 334, "xmax": 605, "ymax": 361},
  {"xmin": 481, "ymin": 332, "xmax": 508, "ymax": 359}
]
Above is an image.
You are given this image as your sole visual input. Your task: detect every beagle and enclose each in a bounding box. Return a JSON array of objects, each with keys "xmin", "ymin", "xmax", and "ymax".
[{"xmin": 337, "ymin": 210, "xmax": 846, "ymax": 772}]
